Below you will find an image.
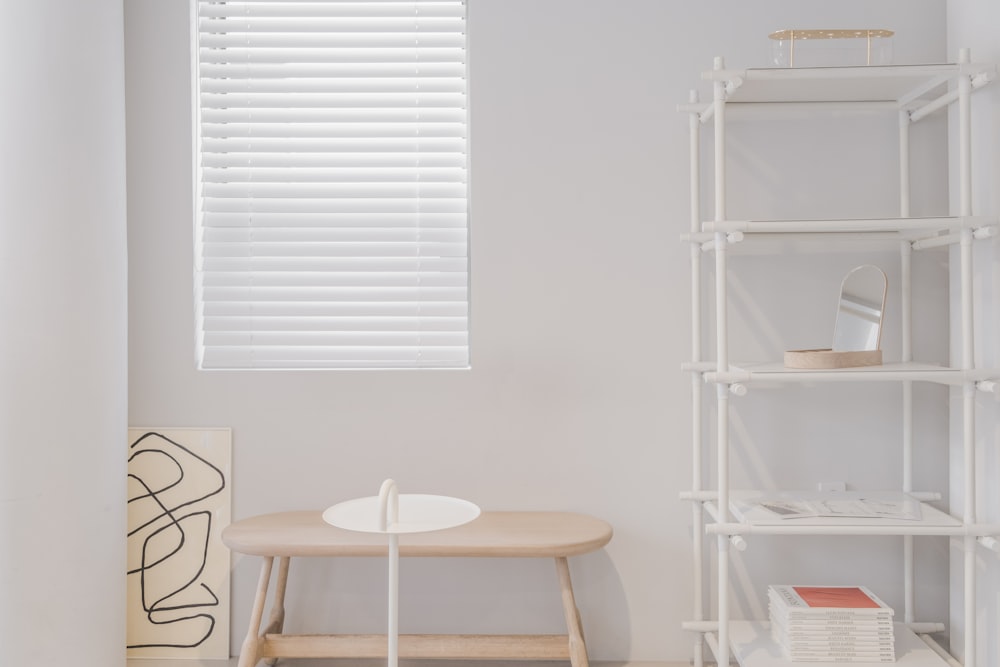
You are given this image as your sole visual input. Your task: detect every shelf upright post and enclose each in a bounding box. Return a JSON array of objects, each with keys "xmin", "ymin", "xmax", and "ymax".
[
  {"xmin": 711, "ymin": 55, "xmax": 731, "ymax": 667},
  {"xmin": 688, "ymin": 87, "xmax": 705, "ymax": 667},
  {"xmin": 713, "ymin": 56, "xmax": 730, "ymax": 516},
  {"xmin": 899, "ymin": 106, "xmax": 916, "ymax": 625},
  {"xmin": 958, "ymin": 47, "xmax": 978, "ymax": 667}
]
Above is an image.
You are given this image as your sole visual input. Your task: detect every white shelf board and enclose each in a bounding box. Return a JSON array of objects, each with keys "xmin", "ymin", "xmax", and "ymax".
[
  {"xmin": 705, "ymin": 63, "xmax": 994, "ymax": 105},
  {"xmin": 729, "ymin": 620, "xmax": 950, "ymax": 667},
  {"xmin": 687, "ymin": 216, "xmax": 996, "ymax": 254},
  {"xmin": 700, "ymin": 216, "xmax": 989, "ymax": 235},
  {"xmin": 729, "ymin": 491, "xmax": 961, "ymax": 529},
  {"xmin": 705, "ymin": 361, "xmax": 996, "ymax": 386},
  {"xmin": 692, "ymin": 234, "xmax": 934, "ymax": 257}
]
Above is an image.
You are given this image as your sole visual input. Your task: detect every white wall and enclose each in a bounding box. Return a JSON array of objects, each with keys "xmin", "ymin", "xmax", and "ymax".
[
  {"xmin": 946, "ymin": 5, "xmax": 1000, "ymax": 666},
  {"xmin": 0, "ymin": 0, "xmax": 128, "ymax": 665},
  {"xmin": 125, "ymin": 1, "xmax": 948, "ymax": 661}
]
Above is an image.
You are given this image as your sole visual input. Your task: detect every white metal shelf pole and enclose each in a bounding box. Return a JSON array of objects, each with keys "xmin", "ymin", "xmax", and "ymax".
[
  {"xmin": 712, "ymin": 56, "xmax": 730, "ymax": 667},
  {"xmin": 899, "ymin": 107, "xmax": 916, "ymax": 625},
  {"xmin": 688, "ymin": 88, "xmax": 705, "ymax": 667},
  {"xmin": 713, "ymin": 57, "xmax": 729, "ymax": 518},
  {"xmin": 958, "ymin": 47, "xmax": 977, "ymax": 667}
]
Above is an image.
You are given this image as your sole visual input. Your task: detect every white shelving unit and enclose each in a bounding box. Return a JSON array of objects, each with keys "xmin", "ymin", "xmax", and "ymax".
[{"xmin": 681, "ymin": 53, "xmax": 999, "ymax": 667}]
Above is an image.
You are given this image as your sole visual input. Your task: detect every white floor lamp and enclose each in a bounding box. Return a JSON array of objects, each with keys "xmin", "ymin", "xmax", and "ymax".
[{"xmin": 322, "ymin": 479, "xmax": 481, "ymax": 667}]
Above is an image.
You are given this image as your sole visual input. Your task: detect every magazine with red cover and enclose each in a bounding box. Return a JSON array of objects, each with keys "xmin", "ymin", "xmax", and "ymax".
[{"xmin": 769, "ymin": 585, "xmax": 894, "ymax": 616}]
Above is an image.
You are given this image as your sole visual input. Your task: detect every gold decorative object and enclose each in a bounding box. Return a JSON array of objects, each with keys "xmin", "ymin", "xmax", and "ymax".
[{"xmin": 769, "ymin": 29, "xmax": 894, "ymax": 67}]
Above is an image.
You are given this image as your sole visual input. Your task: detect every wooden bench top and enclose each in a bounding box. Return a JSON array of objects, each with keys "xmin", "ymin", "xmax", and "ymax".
[{"xmin": 223, "ymin": 510, "xmax": 613, "ymax": 558}]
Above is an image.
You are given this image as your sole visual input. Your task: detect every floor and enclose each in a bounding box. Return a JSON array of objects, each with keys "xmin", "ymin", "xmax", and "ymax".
[{"xmin": 127, "ymin": 660, "xmax": 687, "ymax": 667}]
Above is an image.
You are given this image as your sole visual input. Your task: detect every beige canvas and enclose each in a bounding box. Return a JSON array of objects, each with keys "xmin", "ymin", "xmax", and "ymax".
[{"xmin": 127, "ymin": 428, "xmax": 232, "ymax": 659}]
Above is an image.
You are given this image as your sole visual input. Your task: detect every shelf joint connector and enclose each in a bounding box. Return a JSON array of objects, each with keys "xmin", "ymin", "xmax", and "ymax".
[
  {"xmin": 974, "ymin": 225, "xmax": 998, "ymax": 241},
  {"xmin": 972, "ymin": 71, "xmax": 994, "ymax": 90},
  {"xmin": 977, "ymin": 536, "xmax": 1000, "ymax": 554},
  {"xmin": 724, "ymin": 77, "xmax": 744, "ymax": 97}
]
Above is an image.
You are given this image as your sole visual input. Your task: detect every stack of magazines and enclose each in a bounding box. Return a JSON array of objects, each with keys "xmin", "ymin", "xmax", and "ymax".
[{"xmin": 768, "ymin": 585, "xmax": 896, "ymax": 663}]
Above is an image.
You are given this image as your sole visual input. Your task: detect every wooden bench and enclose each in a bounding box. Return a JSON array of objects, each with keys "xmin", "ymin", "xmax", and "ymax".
[{"xmin": 222, "ymin": 511, "xmax": 613, "ymax": 667}]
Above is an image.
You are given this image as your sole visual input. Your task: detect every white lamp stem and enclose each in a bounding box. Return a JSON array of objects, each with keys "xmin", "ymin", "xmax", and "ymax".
[
  {"xmin": 379, "ymin": 479, "xmax": 400, "ymax": 667},
  {"xmin": 388, "ymin": 532, "xmax": 399, "ymax": 667}
]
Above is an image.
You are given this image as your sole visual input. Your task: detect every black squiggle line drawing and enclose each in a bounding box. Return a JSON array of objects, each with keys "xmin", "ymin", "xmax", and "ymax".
[{"xmin": 127, "ymin": 431, "xmax": 226, "ymax": 650}]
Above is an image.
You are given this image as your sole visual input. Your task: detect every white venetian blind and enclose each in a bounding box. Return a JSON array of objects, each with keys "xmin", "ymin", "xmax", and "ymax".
[{"xmin": 193, "ymin": 0, "xmax": 468, "ymax": 369}]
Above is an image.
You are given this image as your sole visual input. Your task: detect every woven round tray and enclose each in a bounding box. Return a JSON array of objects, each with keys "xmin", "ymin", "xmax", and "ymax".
[{"xmin": 784, "ymin": 348, "xmax": 882, "ymax": 369}]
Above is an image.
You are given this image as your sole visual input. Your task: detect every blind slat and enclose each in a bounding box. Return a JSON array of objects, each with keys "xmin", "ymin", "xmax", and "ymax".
[
  {"xmin": 206, "ymin": 347, "xmax": 468, "ymax": 361},
  {"xmin": 202, "ymin": 272, "xmax": 467, "ymax": 288},
  {"xmin": 202, "ymin": 247, "xmax": 466, "ymax": 260},
  {"xmin": 201, "ymin": 122, "xmax": 466, "ymax": 139},
  {"xmin": 201, "ymin": 198, "xmax": 466, "ymax": 214},
  {"xmin": 201, "ymin": 137, "xmax": 466, "ymax": 152},
  {"xmin": 199, "ymin": 47, "xmax": 466, "ymax": 65},
  {"xmin": 199, "ymin": 33, "xmax": 464, "ymax": 49},
  {"xmin": 204, "ymin": 332, "xmax": 467, "ymax": 347},
  {"xmin": 201, "ymin": 107, "xmax": 466, "ymax": 123},
  {"xmin": 201, "ymin": 243, "xmax": 467, "ymax": 259},
  {"xmin": 198, "ymin": 17, "xmax": 465, "ymax": 33},
  {"xmin": 198, "ymin": 78, "xmax": 466, "ymax": 94},
  {"xmin": 204, "ymin": 301, "xmax": 467, "ymax": 317},
  {"xmin": 199, "ymin": 91, "xmax": 465, "ymax": 108},
  {"xmin": 199, "ymin": 63, "xmax": 465, "ymax": 78},
  {"xmin": 203, "ymin": 227, "xmax": 466, "ymax": 241},
  {"xmin": 202, "ymin": 293, "xmax": 467, "ymax": 308},
  {"xmin": 194, "ymin": 0, "xmax": 468, "ymax": 369},
  {"xmin": 203, "ymin": 261, "xmax": 466, "ymax": 275},
  {"xmin": 200, "ymin": 3, "xmax": 464, "ymax": 19},
  {"xmin": 202, "ymin": 153, "xmax": 466, "ymax": 168},
  {"xmin": 202, "ymin": 183, "xmax": 466, "ymax": 199},
  {"xmin": 202, "ymin": 315, "xmax": 467, "ymax": 333},
  {"xmin": 202, "ymin": 167, "xmax": 467, "ymax": 183},
  {"xmin": 201, "ymin": 212, "xmax": 466, "ymax": 228}
]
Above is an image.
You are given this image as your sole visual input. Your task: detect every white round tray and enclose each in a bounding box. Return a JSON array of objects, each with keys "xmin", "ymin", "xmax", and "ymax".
[{"xmin": 323, "ymin": 493, "xmax": 481, "ymax": 535}]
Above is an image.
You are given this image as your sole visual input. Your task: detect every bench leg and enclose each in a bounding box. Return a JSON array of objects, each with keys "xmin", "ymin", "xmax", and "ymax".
[
  {"xmin": 263, "ymin": 556, "xmax": 291, "ymax": 666},
  {"xmin": 238, "ymin": 556, "xmax": 274, "ymax": 667},
  {"xmin": 555, "ymin": 557, "xmax": 589, "ymax": 667}
]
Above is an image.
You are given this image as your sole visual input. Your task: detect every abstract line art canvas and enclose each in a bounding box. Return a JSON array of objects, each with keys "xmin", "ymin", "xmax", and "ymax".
[{"xmin": 127, "ymin": 428, "xmax": 231, "ymax": 659}]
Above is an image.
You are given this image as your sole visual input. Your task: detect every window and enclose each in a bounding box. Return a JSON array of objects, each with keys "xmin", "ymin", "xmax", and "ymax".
[{"xmin": 193, "ymin": 0, "xmax": 468, "ymax": 369}]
